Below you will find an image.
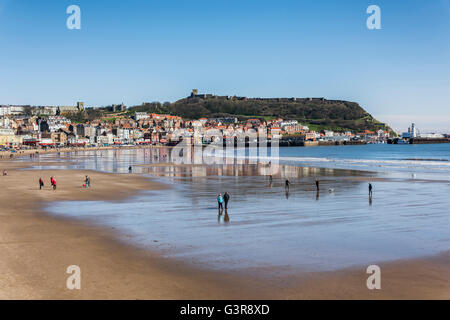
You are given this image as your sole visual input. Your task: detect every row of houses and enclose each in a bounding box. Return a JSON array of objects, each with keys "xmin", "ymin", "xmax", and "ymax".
[{"xmin": 0, "ymin": 106, "xmax": 389, "ymax": 149}]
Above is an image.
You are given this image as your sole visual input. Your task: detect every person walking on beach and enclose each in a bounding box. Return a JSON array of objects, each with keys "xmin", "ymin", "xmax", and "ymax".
[
  {"xmin": 224, "ymin": 192, "xmax": 230, "ymax": 210},
  {"xmin": 129, "ymin": 166, "xmax": 132, "ymax": 173},
  {"xmin": 315, "ymin": 179, "xmax": 320, "ymax": 191},
  {"xmin": 285, "ymin": 179, "xmax": 290, "ymax": 191},
  {"xmin": 39, "ymin": 177, "xmax": 44, "ymax": 190},
  {"xmin": 50, "ymin": 177, "xmax": 56, "ymax": 190},
  {"xmin": 269, "ymin": 175, "xmax": 273, "ymax": 183},
  {"xmin": 217, "ymin": 193, "xmax": 224, "ymax": 213},
  {"xmin": 85, "ymin": 175, "xmax": 91, "ymax": 188},
  {"xmin": 369, "ymin": 183, "xmax": 373, "ymax": 197}
]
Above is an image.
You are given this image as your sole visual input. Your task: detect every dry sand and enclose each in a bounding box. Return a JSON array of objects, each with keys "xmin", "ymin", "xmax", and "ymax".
[{"xmin": 0, "ymin": 160, "xmax": 448, "ymax": 300}]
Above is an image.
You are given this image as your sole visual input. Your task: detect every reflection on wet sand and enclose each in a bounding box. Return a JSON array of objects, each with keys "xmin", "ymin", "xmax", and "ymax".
[
  {"xmin": 140, "ymin": 160, "xmax": 372, "ymax": 180},
  {"xmin": 34, "ymin": 148, "xmax": 450, "ymax": 274},
  {"xmin": 224, "ymin": 210, "xmax": 230, "ymax": 223},
  {"xmin": 139, "ymin": 161, "xmax": 372, "ymax": 204},
  {"xmin": 218, "ymin": 209, "xmax": 230, "ymax": 224}
]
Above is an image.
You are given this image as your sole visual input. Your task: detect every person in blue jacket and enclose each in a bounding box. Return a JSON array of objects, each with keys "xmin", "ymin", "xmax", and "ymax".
[{"xmin": 217, "ymin": 193, "xmax": 224, "ymax": 213}]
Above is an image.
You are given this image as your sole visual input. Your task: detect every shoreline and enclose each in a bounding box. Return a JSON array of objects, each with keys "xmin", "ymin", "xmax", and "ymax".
[
  {"xmin": 1, "ymin": 159, "xmax": 449, "ymax": 299},
  {"xmin": 0, "ymin": 144, "xmax": 168, "ymax": 161}
]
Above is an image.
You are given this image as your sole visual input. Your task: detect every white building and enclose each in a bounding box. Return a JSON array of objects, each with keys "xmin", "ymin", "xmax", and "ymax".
[
  {"xmin": 0, "ymin": 128, "xmax": 15, "ymax": 135},
  {"xmin": 96, "ymin": 133, "xmax": 114, "ymax": 145},
  {"xmin": 420, "ymin": 133, "xmax": 444, "ymax": 139},
  {"xmin": 0, "ymin": 117, "xmax": 10, "ymax": 128},
  {"xmin": 280, "ymin": 120, "xmax": 299, "ymax": 128},
  {"xmin": 0, "ymin": 105, "xmax": 25, "ymax": 116},
  {"xmin": 134, "ymin": 112, "xmax": 150, "ymax": 121}
]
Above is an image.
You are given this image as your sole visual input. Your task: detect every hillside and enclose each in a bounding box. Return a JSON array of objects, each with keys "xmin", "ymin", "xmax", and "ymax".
[{"xmin": 129, "ymin": 95, "xmax": 391, "ymax": 133}]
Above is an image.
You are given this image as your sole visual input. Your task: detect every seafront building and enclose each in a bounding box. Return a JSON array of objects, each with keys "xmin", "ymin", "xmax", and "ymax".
[{"xmin": 0, "ymin": 102, "xmax": 393, "ymax": 149}]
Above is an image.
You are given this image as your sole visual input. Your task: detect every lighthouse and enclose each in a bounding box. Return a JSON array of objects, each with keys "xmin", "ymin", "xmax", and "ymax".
[{"xmin": 411, "ymin": 123, "xmax": 417, "ymax": 138}]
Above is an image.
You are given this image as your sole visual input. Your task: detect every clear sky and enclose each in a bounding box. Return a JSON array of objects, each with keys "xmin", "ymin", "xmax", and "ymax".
[{"xmin": 1, "ymin": 0, "xmax": 449, "ymax": 132}]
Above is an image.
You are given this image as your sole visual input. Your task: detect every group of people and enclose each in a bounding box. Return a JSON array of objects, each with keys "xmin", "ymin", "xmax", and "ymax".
[
  {"xmin": 283, "ymin": 176, "xmax": 374, "ymax": 202},
  {"xmin": 284, "ymin": 178, "xmax": 373, "ymax": 195},
  {"xmin": 38, "ymin": 175, "xmax": 93, "ymax": 190},
  {"xmin": 217, "ymin": 192, "xmax": 230, "ymax": 212},
  {"xmin": 284, "ymin": 178, "xmax": 321, "ymax": 192},
  {"xmin": 39, "ymin": 176, "xmax": 57, "ymax": 190},
  {"xmin": 215, "ymin": 178, "xmax": 374, "ymax": 214},
  {"xmin": 29, "ymin": 152, "xmax": 39, "ymax": 159}
]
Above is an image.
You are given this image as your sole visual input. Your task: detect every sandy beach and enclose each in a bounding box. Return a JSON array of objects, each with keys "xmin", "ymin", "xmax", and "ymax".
[{"xmin": 0, "ymin": 159, "xmax": 449, "ymax": 300}]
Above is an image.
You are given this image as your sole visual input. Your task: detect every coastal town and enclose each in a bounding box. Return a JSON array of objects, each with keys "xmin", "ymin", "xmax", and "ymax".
[
  {"xmin": 0, "ymin": 96, "xmax": 449, "ymax": 152},
  {"xmin": 3, "ymin": 0, "xmax": 450, "ymax": 305}
]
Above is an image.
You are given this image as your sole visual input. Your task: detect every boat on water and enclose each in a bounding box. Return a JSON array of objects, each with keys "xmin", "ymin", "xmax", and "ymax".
[
  {"xmin": 396, "ymin": 138, "xmax": 409, "ymax": 144},
  {"xmin": 387, "ymin": 138, "xmax": 410, "ymax": 144}
]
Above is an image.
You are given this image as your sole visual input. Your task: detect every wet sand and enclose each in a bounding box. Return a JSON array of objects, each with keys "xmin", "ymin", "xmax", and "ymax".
[
  {"xmin": 0, "ymin": 145, "xmax": 165, "ymax": 161},
  {"xmin": 0, "ymin": 160, "xmax": 449, "ymax": 299}
]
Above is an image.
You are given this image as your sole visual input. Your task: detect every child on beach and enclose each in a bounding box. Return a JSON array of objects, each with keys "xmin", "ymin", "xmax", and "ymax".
[
  {"xmin": 39, "ymin": 177, "xmax": 44, "ymax": 190},
  {"xmin": 217, "ymin": 194, "xmax": 224, "ymax": 213}
]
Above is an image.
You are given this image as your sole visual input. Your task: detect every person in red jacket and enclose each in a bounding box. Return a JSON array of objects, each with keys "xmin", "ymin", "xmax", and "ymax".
[
  {"xmin": 50, "ymin": 177, "xmax": 56, "ymax": 190},
  {"xmin": 39, "ymin": 177, "xmax": 44, "ymax": 190}
]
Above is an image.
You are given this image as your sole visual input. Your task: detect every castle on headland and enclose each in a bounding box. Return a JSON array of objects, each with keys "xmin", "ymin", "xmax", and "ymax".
[{"xmin": 189, "ymin": 89, "xmax": 332, "ymax": 103}]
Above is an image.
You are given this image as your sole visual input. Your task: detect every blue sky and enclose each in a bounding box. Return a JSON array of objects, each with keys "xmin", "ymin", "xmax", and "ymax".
[{"xmin": 1, "ymin": 0, "xmax": 449, "ymax": 132}]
